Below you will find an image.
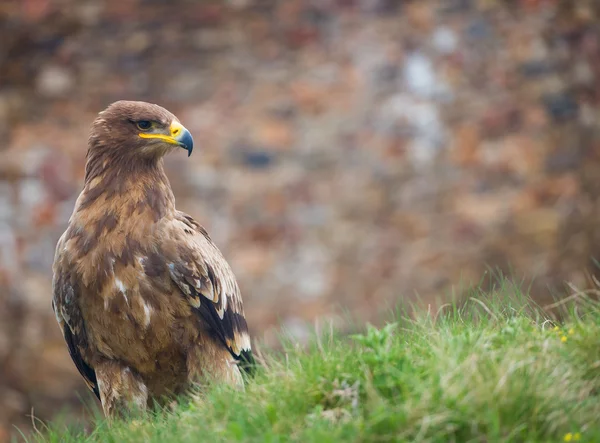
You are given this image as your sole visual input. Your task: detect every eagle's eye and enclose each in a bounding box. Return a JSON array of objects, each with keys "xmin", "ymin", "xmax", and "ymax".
[{"xmin": 136, "ymin": 121, "xmax": 152, "ymax": 130}]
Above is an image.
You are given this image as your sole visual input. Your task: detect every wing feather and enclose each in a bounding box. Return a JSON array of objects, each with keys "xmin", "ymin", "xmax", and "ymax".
[
  {"xmin": 52, "ymin": 241, "xmax": 100, "ymax": 399},
  {"xmin": 62, "ymin": 318, "xmax": 100, "ymax": 399},
  {"xmin": 168, "ymin": 212, "xmax": 254, "ymax": 372}
]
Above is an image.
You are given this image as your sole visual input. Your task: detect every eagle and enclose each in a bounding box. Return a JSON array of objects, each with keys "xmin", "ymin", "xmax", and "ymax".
[{"xmin": 52, "ymin": 101, "xmax": 253, "ymax": 418}]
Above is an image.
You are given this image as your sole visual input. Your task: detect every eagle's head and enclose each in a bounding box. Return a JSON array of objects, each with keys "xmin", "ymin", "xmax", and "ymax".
[{"xmin": 89, "ymin": 100, "xmax": 194, "ymax": 160}]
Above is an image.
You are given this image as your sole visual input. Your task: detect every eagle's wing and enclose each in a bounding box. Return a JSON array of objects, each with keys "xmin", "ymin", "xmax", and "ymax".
[
  {"xmin": 166, "ymin": 212, "xmax": 254, "ymax": 373},
  {"xmin": 52, "ymin": 234, "xmax": 100, "ymax": 399}
]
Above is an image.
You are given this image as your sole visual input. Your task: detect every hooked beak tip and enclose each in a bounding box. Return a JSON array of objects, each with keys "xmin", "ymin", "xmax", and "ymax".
[{"xmin": 174, "ymin": 127, "xmax": 194, "ymax": 157}]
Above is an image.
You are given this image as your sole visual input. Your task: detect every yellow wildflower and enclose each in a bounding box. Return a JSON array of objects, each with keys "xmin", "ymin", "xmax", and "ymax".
[
  {"xmin": 568, "ymin": 328, "xmax": 575, "ymax": 335},
  {"xmin": 564, "ymin": 431, "xmax": 582, "ymax": 441},
  {"xmin": 561, "ymin": 336, "xmax": 567, "ymax": 343},
  {"xmin": 553, "ymin": 326, "xmax": 560, "ymax": 332}
]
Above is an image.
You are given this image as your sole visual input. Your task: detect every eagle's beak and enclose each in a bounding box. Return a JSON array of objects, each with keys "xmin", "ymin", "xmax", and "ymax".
[{"xmin": 170, "ymin": 121, "xmax": 194, "ymax": 157}]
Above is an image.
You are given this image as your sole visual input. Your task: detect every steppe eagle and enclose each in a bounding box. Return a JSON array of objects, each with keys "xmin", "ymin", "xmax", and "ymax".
[{"xmin": 52, "ymin": 101, "xmax": 253, "ymax": 417}]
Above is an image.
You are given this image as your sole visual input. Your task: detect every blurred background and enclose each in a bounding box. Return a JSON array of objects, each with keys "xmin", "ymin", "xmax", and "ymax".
[{"xmin": 1, "ymin": 0, "xmax": 600, "ymax": 438}]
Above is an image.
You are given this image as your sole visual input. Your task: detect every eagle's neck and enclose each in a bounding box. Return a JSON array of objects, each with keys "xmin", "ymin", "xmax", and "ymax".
[{"xmin": 75, "ymin": 157, "xmax": 176, "ymax": 224}]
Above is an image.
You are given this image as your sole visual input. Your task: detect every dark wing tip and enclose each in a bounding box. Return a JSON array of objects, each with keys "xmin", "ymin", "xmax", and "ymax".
[
  {"xmin": 237, "ymin": 349, "xmax": 257, "ymax": 377},
  {"xmin": 63, "ymin": 325, "xmax": 100, "ymax": 400}
]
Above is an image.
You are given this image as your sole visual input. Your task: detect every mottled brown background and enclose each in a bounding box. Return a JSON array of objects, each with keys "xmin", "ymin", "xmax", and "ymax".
[{"xmin": 1, "ymin": 0, "xmax": 600, "ymax": 439}]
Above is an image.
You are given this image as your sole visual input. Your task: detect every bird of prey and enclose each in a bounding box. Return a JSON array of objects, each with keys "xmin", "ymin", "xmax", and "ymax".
[{"xmin": 52, "ymin": 101, "xmax": 253, "ymax": 418}]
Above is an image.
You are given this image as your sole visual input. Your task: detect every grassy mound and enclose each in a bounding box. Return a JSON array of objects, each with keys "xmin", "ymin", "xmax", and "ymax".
[{"xmin": 38, "ymin": 283, "xmax": 600, "ymax": 442}]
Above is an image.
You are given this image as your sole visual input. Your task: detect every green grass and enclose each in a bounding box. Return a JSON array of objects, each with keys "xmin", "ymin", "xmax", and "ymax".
[{"xmin": 35, "ymin": 281, "xmax": 600, "ymax": 442}]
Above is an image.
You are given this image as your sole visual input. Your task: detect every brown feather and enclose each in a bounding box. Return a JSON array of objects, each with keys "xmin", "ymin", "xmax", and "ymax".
[{"xmin": 52, "ymin": 101, "xmax": 253, "ymax": 418}]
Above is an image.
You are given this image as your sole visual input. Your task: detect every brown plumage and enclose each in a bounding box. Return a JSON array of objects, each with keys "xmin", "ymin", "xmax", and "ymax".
[{"xmin": 52, "ymin": 101, "xmax": 253, "ymax": 418}]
